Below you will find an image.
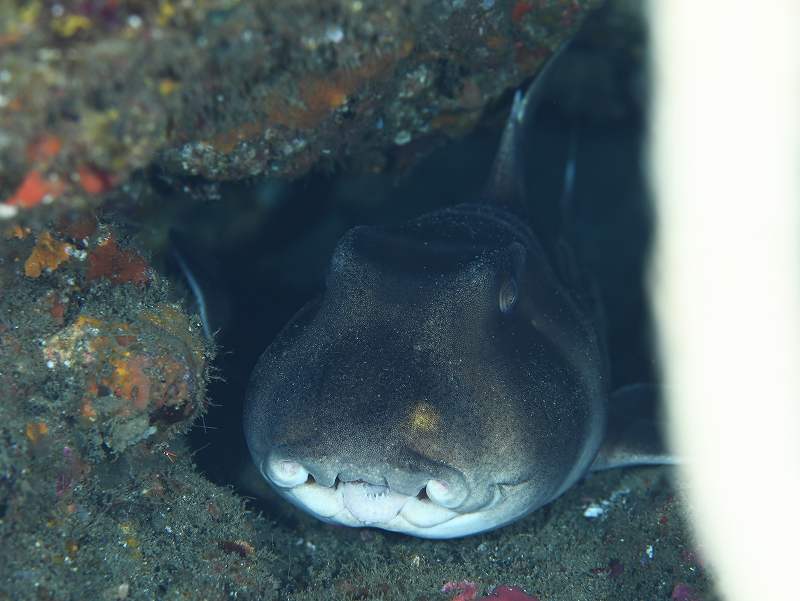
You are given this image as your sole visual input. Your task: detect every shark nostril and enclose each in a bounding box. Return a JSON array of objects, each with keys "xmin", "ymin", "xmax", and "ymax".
[
  {"xmin": 265, "ymin": 459, "xmax": 310, "ymax": 488},
  {"xmin": 425, "ymin": 479, "xmax": 461, "ymax": 508}
]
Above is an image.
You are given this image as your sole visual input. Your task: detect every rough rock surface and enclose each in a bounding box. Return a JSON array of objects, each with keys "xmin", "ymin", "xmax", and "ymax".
[{"xmin": 0, "ymin": 0, "xmax": 601, "ymax": 220}]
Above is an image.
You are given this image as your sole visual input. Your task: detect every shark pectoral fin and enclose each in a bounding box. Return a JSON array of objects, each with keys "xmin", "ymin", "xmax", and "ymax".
[
  {"xmin": 591, "ymin": 383, "xmax": 680, "ymax": 471},
  {"xmin": 591, "ymin": 417, "xmax": 678, "ymax": 471}
]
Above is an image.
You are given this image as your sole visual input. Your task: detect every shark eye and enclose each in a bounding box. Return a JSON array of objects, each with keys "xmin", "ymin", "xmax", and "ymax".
[{"xmin": 499, "ymin": 278, "xmax": 518, "ymax": 313}]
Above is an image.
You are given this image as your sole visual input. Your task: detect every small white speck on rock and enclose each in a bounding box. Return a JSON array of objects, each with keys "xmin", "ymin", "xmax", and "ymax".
[
  {"xmin": 394, "ymin": 130, "xmax": 412, "ymax": 145},
  {"xmin": 325, "ymin": 25, "xmax": 344, "ymax": 43}
]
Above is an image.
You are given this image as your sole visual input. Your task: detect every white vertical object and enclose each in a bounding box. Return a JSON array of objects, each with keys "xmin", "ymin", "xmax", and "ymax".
[{"xmin": 649, "ymin": 2, "xmax": 800, "ymax": 600}]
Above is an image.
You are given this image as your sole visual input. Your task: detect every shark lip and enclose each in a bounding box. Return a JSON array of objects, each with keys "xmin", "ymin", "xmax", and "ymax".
[
  {"xmin": 259, "ymin": 461, "xmax": 530, "ymax": 538},
  {"xmin": 265, "ymin": 468, "xmax": 462, "ymax": 528}
]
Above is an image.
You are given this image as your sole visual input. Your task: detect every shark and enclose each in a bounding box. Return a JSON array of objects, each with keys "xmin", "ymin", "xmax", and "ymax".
[{"xmin": 243, "ymin": 46, "xmax": 673, "ymax": 539}]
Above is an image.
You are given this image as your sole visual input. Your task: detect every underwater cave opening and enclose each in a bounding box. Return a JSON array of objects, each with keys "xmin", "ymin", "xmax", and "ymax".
[{"xmin": 150, "ymin": 8, "xmax": 657, "ymax": 516}]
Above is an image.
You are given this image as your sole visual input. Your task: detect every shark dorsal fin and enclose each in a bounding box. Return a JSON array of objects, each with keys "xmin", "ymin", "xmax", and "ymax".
[{"xmin": 482, "ymin": 43, "xmax": 570, "ymax": 215}]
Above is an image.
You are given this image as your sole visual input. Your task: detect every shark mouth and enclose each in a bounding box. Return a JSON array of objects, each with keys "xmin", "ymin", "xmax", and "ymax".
[
  {"xmin": 284, "ymin": 475, "xmax": 462, "ymax": 529},
  {"xmin": 259, "ymin": 460, "xmax": 509, "ymax": 538},
  {"xmin": 340, "ymin": 480, "xmax": 411, "ymax": 523}
]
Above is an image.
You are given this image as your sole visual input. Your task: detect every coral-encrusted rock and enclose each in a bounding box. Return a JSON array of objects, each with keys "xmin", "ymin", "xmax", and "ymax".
[
  {"xmin": 0, "ymin": 219, "xmax": 292, "ymax": 600},
  {"xmin": 42, "ymin": 306, "xmax": 206, "ymax": 455},
  {"xmin": 0, "ymin": 217, "xmax": 210, "ymax": 461},
  {"xmin": 0, "ymin": 0, "xmax": 603, "ymax": 219}
]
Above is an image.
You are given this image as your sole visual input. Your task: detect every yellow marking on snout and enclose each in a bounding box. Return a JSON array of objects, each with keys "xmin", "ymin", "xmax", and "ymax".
[{"xmin": 409, "ymin": 402, "xmax": 441, "ymax": 432}]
